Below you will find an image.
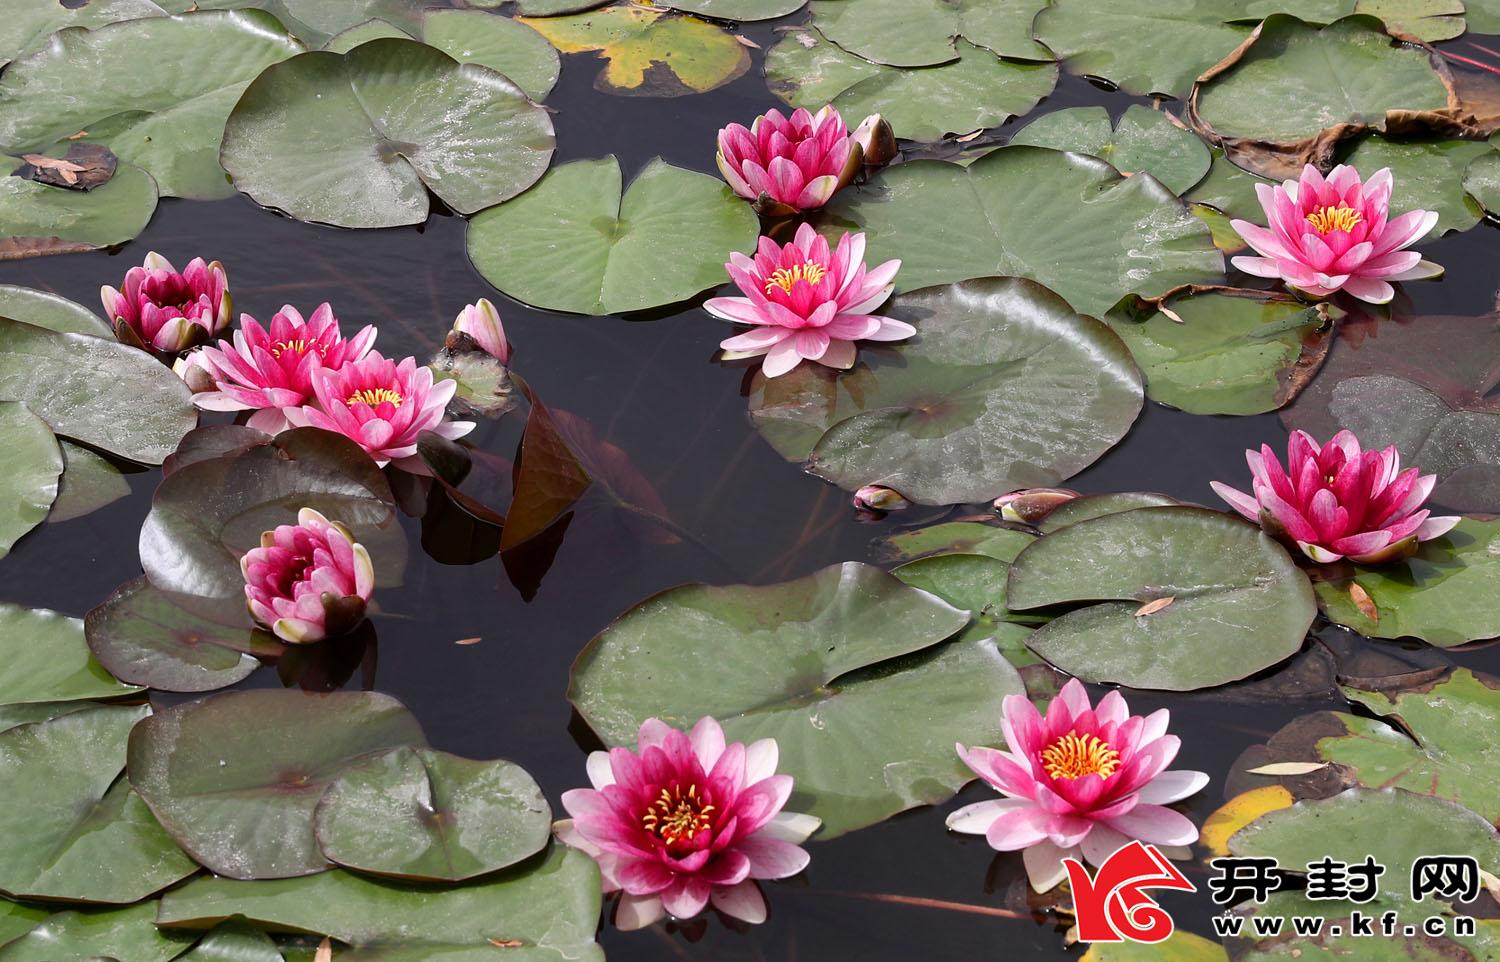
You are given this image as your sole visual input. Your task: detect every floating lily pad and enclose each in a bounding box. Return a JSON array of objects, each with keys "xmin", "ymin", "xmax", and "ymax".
[
  {"xmin": 810, "ymin": 0, "xmax": 1050, "ymax": 65},
  {"xmin": 1184, "ymin": 147, "xmax": 1274, "ymax": 222},
  {"xmin": 0, "ymin": 705, "xmax": 199, "ymax": 903},
  {"xmin": 822, "ymin": 146, "xmax": 1224, "ymax": 317},
  {"xmin": 1008, "ymin": 506, "xmax": 1317, "ymax": 691},
  {"xmin": 178, "ymin": 922, "xmax": 285, "ymax": 962},
  {"xmin": 0, "ymin": 603, "xmax": 141, "ymax": 706},
  {"xmin": 0, "ymin": 318, "xmax": 195, "ymax": 464},
  {"xmin": 765, "ymin": 25, "xmax": 883, "ymax": 110},
  {"xmin": 0, "ymin": 901, "xmax": 46, "ymax": 948},
  {"xmin": 0, "ymin": 701, "xmax": 94, "ymax": 735},
  {"xmin": 0, "ymin": 403, "xmax": 61, "ymax": 559},
  {"xmin": 1104, "ymin": 288, "xmax": 1331, "ymax": 415},
  {"xmin": 878, "ymin": 521, "xmax": 1036, "ymax": 564},
  {"xmin": 0, "ymin": 286, "xmax": 110, "ymax": 337},
  {"xmin": 0, "ymin": 154, "xmax": 158, "ymax": 258},
  {"xmin": 1009, "ymin": 105, "xmax": 1211, "ymax": 195},
  {"xmin": 314, "ymin": 747, "xmax": 551, "ymax": 882},
  {"xmin": 1354, "ymin": 0, "xmax": 1465, "ymax": 41},
  {"xmin": 1081, "ymin": 933, "xmax": 1230, "ymax": 962},
  {"xmin": 893, "ymin": 553, "xmax": 1045, "ymax": 667},
  {"xmin": 1336, "ymin": 136, "xmax": 1488, "ymax": 236},
  {"xmin": 222, "ymin": 38, "xmax": 553, "ymax": 228},
  {"xmin": 50, "ymin": 441, "xmax": 134, "ymax": 524},
  {"xmin": 1313, "ymin": 519, "xmax": 1500, "ymax": 647},
  {"xmin": 1470, "ymin": 0, "xmax": 1500, "ymax": 30},
  {"xmin": 87, "ymin": 578, "xmax": 283, "ymax": 693},
  {"xmin": 1463, "ymin": 149, "xmax": 1500, "ymax": 216},
  {"xmin": 662, "ymin": 0, "xmax": 807, "ymax": 19},
  {"xmin": 0, "ymin": 11, "xmax": 303, "ymax": 200},
  {"xmin": 138, "ymin": 428, "xmax": 399, "ymax": 621},
  {"xmin": 128, "ymin": 689, "xmax": 428, "ymax": 879},
  {"xmin": 0, "ymin": 0, "xmax": 169, "ymax": 67},
  {"xmin": 0, "ymin": 901, "xmax": 194, "ymax": 962},
  {"xmin": 467, "ymin": 156, "xmax": 758, "ymax": 315},
  {"xmin": 571, "ymin": 561, "xmax": 1028, "ymax": 837},
  {"xmin": 749, "ymin": 278, "xmax": 1144, "ymax": 505},
  {"xmin": 1037, "ymin": 492, "xmax": 1186, "ymax": 532},
  {"xmin": 518, "ymin": 5, "xmax": 749, "ymax": 97},
  {"xmin": 156, "ymin": 846, "xmax": 603, "ymax": 962},
  {"xmin": 512, "ymin": 0, "xmax": 610, "ymax": 15},
  {"xmin": 325, "ymin": 10, "xmax": 560, "ymax": 101}
]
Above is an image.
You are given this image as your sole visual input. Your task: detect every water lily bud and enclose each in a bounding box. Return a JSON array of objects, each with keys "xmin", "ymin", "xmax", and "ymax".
[
  {"xmin": 240, "ymin": 508, "xmax": 375, "ymax": 644},
  {"xmin": 854, "ymin": 484, "xmax": 909, "ymax": 512},
  {"xmin": 852, "ymin": 113, "xmax": 897, "ymax": 168},
  {"xmin": 100, "ymin": 251, "xmax": 231, "ymax": 355},
  {"xmin": 172, "ymin": 349, "xmax": 217, "ymax": 394},
  {"xmin": 994, "ymin": 488, "xmax": 1081, "ymax": 524},
  {"xmin": 450, "ymin": 298, "xmax": 511, "ymax": 364}
]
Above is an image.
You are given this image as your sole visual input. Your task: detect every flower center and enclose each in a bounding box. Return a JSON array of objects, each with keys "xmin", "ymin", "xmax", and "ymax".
[
  {"xmin": 346, "ymin": 387, "xmax": 403, "ymax": 408},
  {"xmin": 1305, "ymin": 204, "xmax": 1363, "ymax": 234},
  {"xmin": 764, "ymin": 261, "xmax": 827, "ymax": 295},
  {"xmin": 271, "ymin": 338, "xmax": 322, "ymax": 360},
  {"xmin": 641, "ymin": 783, "xmax": 715, "ymax": 845},
  {"xmin": 1040, "ymin": 732, "xmax": 1121, "ymax": 780}
]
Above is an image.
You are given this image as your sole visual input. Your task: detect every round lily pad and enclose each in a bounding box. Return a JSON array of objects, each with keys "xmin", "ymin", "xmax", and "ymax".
[
  {"xmin": 1008, "ymin": 105, "xmax": 1212, "ymax": 195},
  {"xmin": 1336, "ymin": 135, "xmax": 1488, "ymax": 237},
  {"xmin": 1037, "ymin": 491, "xmax": 1185, "ymax": 532},
  {"xmin": 0, "ymin": 154, "xmax": 158, "ymax": 258},
  {"xmin": 50, "ymin": 440, "xmax": 134, "ymax": 524},
  {"xmin": 0, "ymin": 603, "xmax": 142, "ymax": 706},
  {"xmin": 1008, "ymin": 506, "xmax": 1318, "ymax": 691},
  {"xmin": 821, "ymin": 146, "xmax": 1224, "ymax": 317},
  {"xmin": 1463, "ymin": 148, "xmax": 1500, "ymax": 216},
  {"xmin": 878, "ymin": 521, "xmax": 1036, "ymax": 564},
  {"xmin": 221, "ymin": 38, "xmax": 554, "ymax": 228},
  {"xmin": 467, "ymin": 156, "xmax": 758, "ymax": 315},
  {"xmin": 314, "ymin": 747, "xmax": 550, "ymax": 882},
  {"xmin": 892, "ymin": 553, "xmax": 1046, "ymax": 679},
  {"xmin": 0, "ymin": 0, "xmax": 168, "ymax": 68},
  {"xmin": 0, "ymin": 317, "xmax": 196, "ymax": 464},
  {"xmin": 0, "ymin": 705, "xmax": 199, "ymax": 904},
  {"xmin": 662, "ymin": 0, "xmax": 807, "ymax": 20},
  {"xmin": 0, "ymin": 402, "xmax": 61, "ymax": 559},
  {"xmin": 0, "ymin": 286, "xmax": 111, "ymax": 337},
  {"xmin": 177, "ymin": 922, "xmax": 285, "ymax": 962},
  {"xmin": 0, "ymin": 901, "xmax": 194, "ymax": 962},
  {"xmin": 749, "ymin": 277, "xmax": 1144, "ymax": 505},
  {"xmin": 570, "ymin": 561, "xmax": 1025, "ymax": 837},
  {"xmin": 1354, "ymin": 0, "xmax": 1465, "ymax": 41},
  {"xmin": 128, "ymin": 689, "xmax": 428, "ymax": 879},
  {"xmin": 1080, "ymin": 933, "xmax": 1229, "ymax": 962},
  {"xmin": 810, "ymin": 0, "xmax": 1051, "ymax": 66}
]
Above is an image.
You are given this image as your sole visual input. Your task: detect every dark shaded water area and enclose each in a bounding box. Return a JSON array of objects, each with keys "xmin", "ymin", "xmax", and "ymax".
[{"xmin": 4, "ymin": 17, "xmax": 1500, "ymax": 960}]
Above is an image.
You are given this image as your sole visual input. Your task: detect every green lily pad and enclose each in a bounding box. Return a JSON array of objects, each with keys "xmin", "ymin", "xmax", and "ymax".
[
  {"xmin": 570, "ymin": 561, "xmax": 1028, "ymax": 837},
  {"xmin": 749, "ymin": 278, "xmax": 1144, "ymax": 505},
  {"xmin": 86, "ymin": 578, "xmax": 283, "ymax": 694},
  {"xmin": 1336, "ymin": 136, "xmax": 1488, "ymax": 237},
  {"xmin": 178, "ymin": 922, "xmax": 285, "ymax": 962},
  {"xmin": 1463, "ymin": 149, "xmax": 1500, "ymax": 216},
  {"xmin": 314, "ymin": 747, "xmax": 550, "ymax": 882},
  {"xmin": 1184, "ymin": 147, "xmax": 1275, "ymax": 222},
  {"xmin": 0, "ymin": 901, "xmax": 47, "ymax": 949},
  {"xmin": 50, "ymin": 441, "xmax": 134, "ymax": 524},
  {"xmin": 1009, "ymin": 105, "xmax": 1212, "ymax": 195},
  {"xmin": 810, "ymin": 0, "xmax": 1051, "ymax": 65},
  {"xmin": 1469, "ymin": 0, "xmax": 1500, "ymax": 30},
  {"xmin": 128, "ymin": 689, "xmax": 428, "ymax": 880},
  {"xmin": 1104, "ymin": 288, "xmax": 1332, "ymax": 415},
  {"xmin": 0, "ymin": 11, "xmax": 303, "ymax": 200},
  {"xmin": 221, "ymin": 38, "xmax": 553, "ymax": 228},
  {"xmin": 893, "ymin": 552, "xmax": 1045, "ymax": 660},
  {"xmin": 1037, "ymin": 493, "xmax": 1187, "ymax": 533},
  {"xmin": 0, "ymin": 702, "xmax": 94, "ymax": 735},
  {"xmin": 822, "ymin": 146, "xmax": 1224, "ymax": 317},
  {"xmin": 518, "ymin": 5, "xmax": 749, "ymax": 97},
  {"xmin": 0, "ymin": 0, "xmax": 169, "ymax": 67},
  {"xmin": 765, "ymin": 25, "xmax": 883, "ymax": 110},
  {"xmin": 878, "ymin": 521, "xmax": 1036, "ymax": 564},
  {"xmin": 0, "ymin": 603, "xmax": 141, "ymax": 706},
  {"xmin": 467, "ymin": 156, "xmax": 758, "ymax": 315},
  {"xmin": 0, "ymin": 901, "xmax": 194, "ymax": 962},
  {"xmin": 325, "ymin": 11, "xmax": 560, "ymax": 102},
  {"xmin": 0, "ymin": 154, "xmax": 158, "ymax": 258},
  {"xmin": 1081, "ymin": 932, "xmax": 1230, "ymax": 962},
  {"xmin": 156, "ymin": 846, "xmax": 603, "ymax": 962},
  {"xmin": 1312, "ymin": 519, "xmax": 1500, "ymax": 647},
  {"xmin": 661, "ymin": 0, "xmax": 806, "ymax": 18},
  {"xmin": 0, "ymin": 286, "xmax": 111, "ymax": 337},
  {"xmin": 1353, "ymin": 0, "xmax": 1465, "ymax": 41},
  {"xmin": 138, "ymin": 428, "xmax": 399, "ymax": 621},
  {"xmin": 0, "ymin": 318, "xmax": 196, "ymax": 464},
  {"xmin": 0, "ymin": 403, "xmax": 61, "ymax": 559},
  {"xmin": 0, "ymin": 705, "xmax": 199, "ymax": 903},
  {"xmin": 1008, "ymin": 506, "xmax": 1318, "ymax": 691}
]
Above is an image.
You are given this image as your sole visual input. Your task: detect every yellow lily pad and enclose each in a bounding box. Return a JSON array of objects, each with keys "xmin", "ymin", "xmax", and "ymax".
[{"xmin": 1200, "ymin": 784, "xmax": 1295, "ymax": 857}]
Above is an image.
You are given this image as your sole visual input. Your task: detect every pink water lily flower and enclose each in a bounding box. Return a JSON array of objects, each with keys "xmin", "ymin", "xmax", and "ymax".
[
  {"xmin": 1212, "ymin": 429, "xmax": 1459, "ymax": 565},
  {"xmin": 708, "ymin": 223, "xmax": 910, "ymax": 378},
  {"xmin": 241, "ymin": 507, "xmax": 374, "ymax": 644},
  {"xmin": 100, "ymin": 251, "xmax": 232, "ymax": 354},
  {"xmin": 949, "ymin": 679, "xmax": 1207, "ymax": 893},
  {"xmin": 717, "ymin": 106, "xmax": 881, "ymax": 215},
  {"xmin": 449, "ymin": 298, "xmax": 510, "ymax": 364},
  {"xmin": 191, "ymin": 303, "xmax": 376, "ymax": 434},
  {"xmin": 286, "ymin": 351, "xmax": 474, "ymax": 470},
  {"xmin": 1230, "ymin": 164, "xmax": 1442, "ymax": 304},
  {"xmin": 555, "ymin": 716, "xmax": 820, "ymax": 930}
]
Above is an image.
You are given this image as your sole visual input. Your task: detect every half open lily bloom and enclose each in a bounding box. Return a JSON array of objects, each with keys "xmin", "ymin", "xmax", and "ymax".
[
  {"xmin": 191, "ymin": 303, "xmax": 376, "ymax": 434},
  {"xmin": 949, "ymin": 679, "xmax": 1207, "ymax": 893},
  {"xmin": 100, "ymin": 251, "xmax": 232, "ymax": 354},
  {"xmin": 449, "ymin": 298, "xmax": 511, "ymax": 364},
  {"xmin": 555, "ymin": 716, "xmax": 820, "ymax": 930},
  {"xmin": 716, "ymin": 106, "xmax": 880, "ymax": 215},
  {"xmin": 241, "ymin": 507, "xmax": 374, "ymax": 644},
  {"xmin": 1230, "ymin": 164, "xmax": 1442, "ymax": 304},
  {"xmin": 1212, "ymin": 429, "xmax": 1459, "ymax": 565},
  {"xmin": 287, "ymin": 351, "xmax": 474, "ymax": 470},
  {"xmin": 708, "ymin": 223, "xmax": 909, "ymax": 378}
]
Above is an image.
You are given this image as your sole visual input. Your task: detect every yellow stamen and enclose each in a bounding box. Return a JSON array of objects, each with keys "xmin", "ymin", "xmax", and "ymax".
[
  {"xmin": 1305, "ymin": 205, "xmax": 1363, "ymax": 234},
  {"xmin": 764, "ymin": 262, "xmax": 827, "ymax": 295},
  {"xmin": 346, "ymin": 387, "xmax": 403, "ymax": 408},
  {"xmin": 640, "ymin": 783, "xmax": 716, "ymax": 845},
  {"xmin": 1040, "ymin": 732, "xmax": 1121, "ymax": 780},
  {"xmin": 270, "ymin": 338, "xmax": 312, "ymax": 359}
]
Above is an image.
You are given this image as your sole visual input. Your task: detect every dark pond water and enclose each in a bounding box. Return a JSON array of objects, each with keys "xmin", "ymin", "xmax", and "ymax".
[{"xmin": 4, "ymin": 16, "xmax": 1500, "ymax": 960}]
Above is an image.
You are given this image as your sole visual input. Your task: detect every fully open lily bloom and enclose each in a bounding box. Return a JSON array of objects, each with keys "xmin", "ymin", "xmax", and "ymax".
[
  {"xmin": 1211, "ymin": 429, "xmax": 1459, "ymax": 565},
  {"xmin": 1230, "ymin": 164, "xmax": 1442, "ymax": 304},
  {"xmin": 287, "ymin": 351, "xmax": 474, "ymax": 470},
  {"xmin": 450, "ymin": 298, "xmax": 510, "ymax": 364},
  {"xmin": 191, "ymin": 304, "xmax": 376, "ymax": 434},
  {"xmin": 241, "ymin": 507, "xmax": 374, "ymax": 644},
  {"xmin": 948, "ymin": 679, "xmax": 1207, "ymax": 893},
  {"xmin": 100, "ymin": 251, "xmax": 231, "ymax": 354},
  {"xmin": 555, "ymin": 716, "xmax": 820, "ymax": 930},
  {"xmin": 708, "ymin": 224, "xmax": 909, "ymax": 378},
  {"xmin": 716, "ymin": 106, "xmax": 878, "ymax": 215}
]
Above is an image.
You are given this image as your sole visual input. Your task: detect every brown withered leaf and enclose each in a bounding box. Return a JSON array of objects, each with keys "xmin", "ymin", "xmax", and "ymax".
[
  {"xmin": 1348, "ymin": 582, "xmax": 1379, "ymax": 624},
  {"xmin": 16, "ymin": 143, "xmax": 118, "ymax": 190},
  {"xmin": 0, "ymin": 236, "xmax": 97, "ymax": 260},
  {"xmin": 455, "ymin": 637, "xmax": 482, "ymax": 646},
  {"xmin": 1134, "ymin": 596, "xmax": 1175, "ymax": 617},
  {"xmin": 315, "ymin": 937, "xmax": 333, "ymax": 962},
  {"xmin": 489, "ymin": 939, "xmax": 526, "ymax": 948}
]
